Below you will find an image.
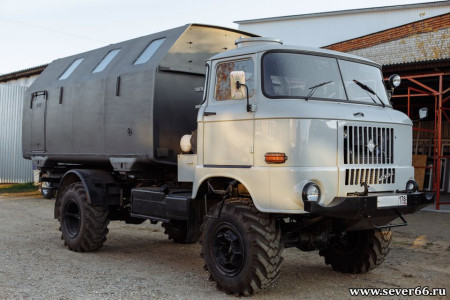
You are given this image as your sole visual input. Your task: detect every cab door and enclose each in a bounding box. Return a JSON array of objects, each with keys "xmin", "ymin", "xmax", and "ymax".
[{"xmin": 202, "ymin": 58, "xmax": 255, "ymax": 167}]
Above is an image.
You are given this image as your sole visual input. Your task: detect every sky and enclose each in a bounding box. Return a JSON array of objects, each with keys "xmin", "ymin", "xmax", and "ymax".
[{"xmin": 0, "ymin": 0, "xmax": 444, "ymax": 74}]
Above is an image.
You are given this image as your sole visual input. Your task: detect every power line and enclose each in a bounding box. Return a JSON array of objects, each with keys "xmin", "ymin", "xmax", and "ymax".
[{"xmin": 0, "ymin": 17, "xmax": 110, "ymax": 44}]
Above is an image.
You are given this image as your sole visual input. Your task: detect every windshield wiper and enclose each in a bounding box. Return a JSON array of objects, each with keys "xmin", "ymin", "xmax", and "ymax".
[
  {"xmin": 353, "ymin": 79, "xmax": 385, "ymax": 108},
  {"xmin": 305, "ymin": 80, "xmax": 333, "ymax": 100}
]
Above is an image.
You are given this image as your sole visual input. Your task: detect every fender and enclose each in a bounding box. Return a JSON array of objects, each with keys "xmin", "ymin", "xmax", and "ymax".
[
  {"xmin": 193, "ymin": 175, "xmax": 252, "ymax": 199},
  {"xmin": 192, "ymin": 166, "xmax": 273, "ymax": 212},
  {"xmin": 54, "ymin": 169, "xmax": 120, "ymax": 219}
]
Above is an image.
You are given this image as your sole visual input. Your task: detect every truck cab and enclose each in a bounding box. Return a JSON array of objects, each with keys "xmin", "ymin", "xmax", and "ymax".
[{"xmin": 182, "ymin": 37, "xmax": 429, "ymax": 219}]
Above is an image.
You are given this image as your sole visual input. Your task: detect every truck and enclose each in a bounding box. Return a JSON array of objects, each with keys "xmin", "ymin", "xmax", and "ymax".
[{"xmin": 23, "ymin": 24, "xmax": 433, "ymax": 295}]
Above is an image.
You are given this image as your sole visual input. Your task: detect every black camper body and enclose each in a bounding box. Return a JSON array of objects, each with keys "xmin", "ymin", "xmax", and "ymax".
[{"xmin": 23, "ymin": 24, "xmax": 256, "ymax": 171}]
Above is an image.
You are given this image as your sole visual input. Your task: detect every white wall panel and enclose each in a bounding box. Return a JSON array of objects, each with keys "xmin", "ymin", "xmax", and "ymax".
[
  {"xmin": 237, "ymin": 3, "xmax": 450, "ymax": 47},
  {"xmin": 0, "ymin": 85, "xmax": 33, "ymax": 183},
  {"xmin": 0, "ymin": 75, "xmax": 38, "ymax": 87}
]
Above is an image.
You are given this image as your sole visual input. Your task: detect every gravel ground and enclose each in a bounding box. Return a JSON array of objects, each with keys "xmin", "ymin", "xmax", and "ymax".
[{"xmin": 0, "ymin": 193, "xmax": 449, "ymax": 299}]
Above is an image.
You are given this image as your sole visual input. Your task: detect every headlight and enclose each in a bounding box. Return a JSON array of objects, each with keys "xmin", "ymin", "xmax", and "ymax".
[
  {"xmin": 406, "ymin": 180, "xmax": 419, "ymax": 193},
  {"xmin": 302, "ymin": 182, "xmax": 320, "ymax": 202},
  {"xmin": 389, "ymin": 74, "xmax": 401, "ymax": 88},
  {"xmin": 180, "ymin": 134, "xmax": 192, "ymax": 152}
]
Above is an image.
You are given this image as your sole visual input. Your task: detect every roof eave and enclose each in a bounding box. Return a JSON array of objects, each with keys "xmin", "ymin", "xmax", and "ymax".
[
  {"xmin": 0, "ymin": 65, "xmax": 48, "ymax": 83},
  {"xmin": 235, "ymin": 1, "xmax": 449, "ymax": 24}
]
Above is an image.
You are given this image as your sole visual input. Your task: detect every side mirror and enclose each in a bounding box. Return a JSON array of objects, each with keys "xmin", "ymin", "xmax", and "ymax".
[
  {"xmin": 230, "ymin": 71, "xmax": 246, "ymax": 100},
  {"xmin": 419, "ymin": 107, "xmax": 428, "ymax": 120}
]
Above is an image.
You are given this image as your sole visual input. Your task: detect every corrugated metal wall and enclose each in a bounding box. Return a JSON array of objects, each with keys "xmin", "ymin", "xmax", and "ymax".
[{"xmin": 0, "ymin": 85, "xmax": 33, "ymax": 183}]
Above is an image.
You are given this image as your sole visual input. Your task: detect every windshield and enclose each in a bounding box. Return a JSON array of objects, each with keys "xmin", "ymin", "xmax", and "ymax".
[
  {"xmin": 338, "ymin": 60, "xmax": 390, "ymax": 106},
  {"xmin": 262, "ymin": 52, "xmax": 390, "ymax": 107}
]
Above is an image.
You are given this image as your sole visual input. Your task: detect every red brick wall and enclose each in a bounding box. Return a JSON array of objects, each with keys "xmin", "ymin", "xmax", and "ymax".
[{"xmin": 325, "ymin": 13, "xmax": 450, "ymax": 52}]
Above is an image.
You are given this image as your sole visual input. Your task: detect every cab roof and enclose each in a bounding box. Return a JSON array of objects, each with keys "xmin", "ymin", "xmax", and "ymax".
[{"xmin": 209, "ymin": 43, "xmax": 379, "ymax": 67}]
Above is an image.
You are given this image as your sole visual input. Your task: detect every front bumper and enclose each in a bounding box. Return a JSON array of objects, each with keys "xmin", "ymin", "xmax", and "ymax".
[{"xmin": 304, "ymin": 192, "xmax": 434, "ymax": 221}]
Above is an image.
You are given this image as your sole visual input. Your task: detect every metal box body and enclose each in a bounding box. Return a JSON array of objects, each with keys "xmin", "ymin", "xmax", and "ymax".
[{"xmin": 22, "ymin": 24, "xmax": 256, "ymax": 169}]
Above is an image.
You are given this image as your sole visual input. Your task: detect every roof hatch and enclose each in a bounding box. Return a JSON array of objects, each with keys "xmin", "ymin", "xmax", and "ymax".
[{"xmin": 235, "ymin": 37, "xmax": 283, "ymax": 48}]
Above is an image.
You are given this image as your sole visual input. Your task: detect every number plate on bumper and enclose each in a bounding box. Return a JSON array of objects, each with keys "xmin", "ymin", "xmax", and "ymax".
[
  {"xmin": 303, "ymin": 192, "xmax": 433, "ymax": 221},
  {"xmin": 377, "ymin": 195, "xmax": 407, "ymax": 208}
]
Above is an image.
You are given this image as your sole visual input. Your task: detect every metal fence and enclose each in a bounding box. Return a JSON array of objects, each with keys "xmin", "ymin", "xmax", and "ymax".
[{"xmin": 0, "ymin": 85, "xmax": 33, "ymax": 183}]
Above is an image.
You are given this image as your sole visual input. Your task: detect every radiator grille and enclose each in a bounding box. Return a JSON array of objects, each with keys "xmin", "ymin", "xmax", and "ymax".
[
  {"xmin": 345, "ymin": 168, "xmax": 396, "ymax": 186},
  {"xmin": 344, "ymin": 126, "xmax": 394, "ymax": 165}
]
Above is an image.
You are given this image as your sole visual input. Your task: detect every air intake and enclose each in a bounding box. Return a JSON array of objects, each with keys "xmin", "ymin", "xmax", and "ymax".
[{"xmin": 235, "ymin": 37, "xmax": 283, "ymax": 48}]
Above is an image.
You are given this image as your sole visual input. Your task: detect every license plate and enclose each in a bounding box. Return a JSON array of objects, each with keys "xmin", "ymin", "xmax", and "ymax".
[{"xmin": 377, "ymin": 195, "xmax": 407, "ymax": 208}]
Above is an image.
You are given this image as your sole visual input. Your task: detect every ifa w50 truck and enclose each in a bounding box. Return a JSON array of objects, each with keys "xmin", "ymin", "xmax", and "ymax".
[{"xmin": 23, "ymin": 24, "xmax": 433, "ymax": 295}]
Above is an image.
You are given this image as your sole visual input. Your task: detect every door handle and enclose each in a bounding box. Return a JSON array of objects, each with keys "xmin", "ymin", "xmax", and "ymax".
[
  {"xmin": 353, "ymin": 112, "xmax": 364, "ymax": 117},
  {"xmin": 30, "ymin": 90, "xmax": 48, "ymax": 108},
  {"xmin": 204, "ymin": 111, "xmax": 216, "ymax": 116}
]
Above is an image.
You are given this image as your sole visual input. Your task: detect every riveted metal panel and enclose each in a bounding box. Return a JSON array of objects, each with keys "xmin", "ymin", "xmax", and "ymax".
[{"xmin": 0, "ymin": 86, "xmax": 33, "ymax": 183}]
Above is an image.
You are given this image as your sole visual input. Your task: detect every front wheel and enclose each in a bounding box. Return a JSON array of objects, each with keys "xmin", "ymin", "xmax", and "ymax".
[
  {"xmin": 319, "ymin": 229, "xmax": 392, "ymax": 273},
  {"xmin": 200, "ymin": 198, "xmax": 284, "ymax": 296},
  {"xmin": 59, "ymin": 182, "xmax": 110, "ymax": 252}
]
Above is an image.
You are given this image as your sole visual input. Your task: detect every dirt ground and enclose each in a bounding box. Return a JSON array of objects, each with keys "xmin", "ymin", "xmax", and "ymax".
[{"xmin": 0, "ymin": 193, "xmax": 449, "ymax": 299}]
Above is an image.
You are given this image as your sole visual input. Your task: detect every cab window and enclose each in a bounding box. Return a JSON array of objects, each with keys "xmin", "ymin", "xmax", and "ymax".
[
  {"xmin": 214, "ymin": 59, "xmax": 254, "ymax": 101},
  {"xmin": 263, "ymin": 52, "xmax": 346, "ymax": 100}
]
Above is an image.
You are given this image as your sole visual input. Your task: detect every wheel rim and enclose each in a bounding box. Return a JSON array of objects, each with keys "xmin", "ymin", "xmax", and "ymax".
[
  {"xmin": 213, "ymin": 223, "xmax": 245, "ymax": 276},
  {"xmin": 331, "ymin": 231, "xmax": 363, "ymax": 255},
  {"xmin": 63, "ymin": 199, "xmax": 81, "ymax": 238}
]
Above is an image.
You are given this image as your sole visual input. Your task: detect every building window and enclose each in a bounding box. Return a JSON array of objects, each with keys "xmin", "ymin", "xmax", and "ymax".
[
  {"xmin": 133, "ymin": 38, "xmax": 166, "ymax": 65},
  {"xmin": 59, "ymin": 58, "xmax": 84, "ymax": 80},
  {"xmin": 92, "ymin": 49, "xmax": 121, "ymax": 73},
  {"xmin": 215, "ymin": 59, "xmax": 254, "ymax": 101}
]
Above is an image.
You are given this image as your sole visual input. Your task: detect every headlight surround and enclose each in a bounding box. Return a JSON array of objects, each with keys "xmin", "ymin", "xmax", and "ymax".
[
  {"xmin": 406, "ymin": 180, "xmax": 419, "ymax": 193},
  {"xmin": 302, "ymin": 182, "xmax": 321, "ymax": 202}
]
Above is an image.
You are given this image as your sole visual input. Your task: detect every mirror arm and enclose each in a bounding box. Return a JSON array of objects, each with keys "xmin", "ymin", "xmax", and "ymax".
[
  {"xmin": 411, "ymin": 107, "xmax": 429, "ymax": 121},
  {"xmin": 237, "ymin": 81, "xmax": 251, "ymax": 112}
]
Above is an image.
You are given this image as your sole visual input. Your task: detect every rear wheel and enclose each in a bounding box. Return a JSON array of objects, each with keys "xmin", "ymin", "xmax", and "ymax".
[
  {"xmin": 162, "ymin": 220, "xmax": 199, "ymax": 244},
  {"xmin": 59, "ymin": 182, "xmax": 110, "ymax": 252},
  {"xmin": 319, "ymin": 229, "xmax": 391, "ymax": 273},
  {"xmin": 200, "ymin": 198, "xmax": 284, "ymax": 296}
]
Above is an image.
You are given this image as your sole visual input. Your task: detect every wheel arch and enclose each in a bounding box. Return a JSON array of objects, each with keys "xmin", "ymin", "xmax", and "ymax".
[
  {"xmin": 54, "ymin": 169, "xmax": 118, "ymax": 219},
  {"xmin": 192, "ymin": 174, "xmax": 261, "ymax": 210}
]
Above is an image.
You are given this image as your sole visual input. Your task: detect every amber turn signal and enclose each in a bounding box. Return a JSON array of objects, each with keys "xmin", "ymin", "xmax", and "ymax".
[{"xmin": 265, "ymin": 152, "xmax": 288, "ymax": 164}]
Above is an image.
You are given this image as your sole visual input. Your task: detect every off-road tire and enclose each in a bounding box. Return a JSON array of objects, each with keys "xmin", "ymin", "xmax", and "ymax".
[
  {"xmin": 162, "ymin": 220, "xmax": 199, "ymax": 244},
  {"xmin": 59, "ymin": 182, "xmax": 110, "ymax": 252},
  {"xmin": 200, "ymin": 198, "xmax": 284, "ymax": 296},
  {"xmin": 319, "ymin": 229, "xmax": 391, "ymax": 273}
]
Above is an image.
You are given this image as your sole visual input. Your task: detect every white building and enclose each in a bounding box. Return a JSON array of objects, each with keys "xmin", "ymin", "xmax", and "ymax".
[
  {"xmin": 0, "ymin": 66, "xmax": 46, "ymax": 183},
  {"xmin": 235, "ymin": 1, "xmax": 450, "ymax": 47}
]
